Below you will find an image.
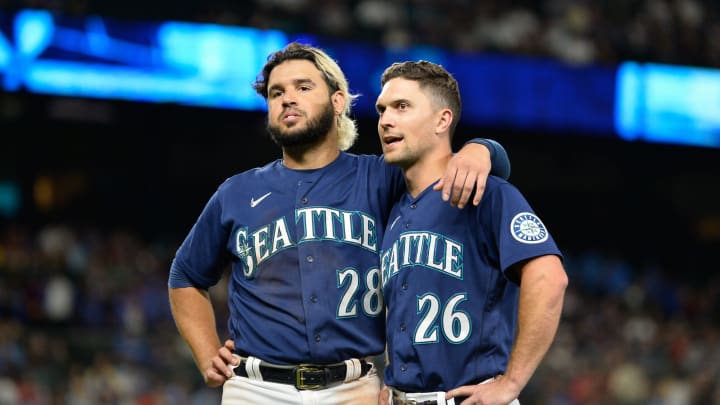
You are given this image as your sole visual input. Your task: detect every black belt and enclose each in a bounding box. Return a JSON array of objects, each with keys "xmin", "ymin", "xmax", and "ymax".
[{"xmin": 234, "ymin": 359, "xmax": 372, "ymax": 390}]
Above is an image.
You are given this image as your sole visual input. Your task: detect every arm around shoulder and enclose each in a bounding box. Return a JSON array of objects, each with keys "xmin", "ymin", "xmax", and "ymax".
[
  {"xmin": 436, "ymin": 138, "xmax": 511, "ymax": 207},
  {"xmin": 465, "ymin": 138, "xmax": 511, "ymax": 180}
]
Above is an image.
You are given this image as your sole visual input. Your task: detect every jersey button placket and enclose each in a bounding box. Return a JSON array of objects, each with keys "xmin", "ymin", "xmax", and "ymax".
[
  {"xmin": 398, "ymin": 204, "xmax": 412, "ymax": 229},
  {"xmin": 296, "ymin": 180, "xmax": 319, "ymax": 352}
]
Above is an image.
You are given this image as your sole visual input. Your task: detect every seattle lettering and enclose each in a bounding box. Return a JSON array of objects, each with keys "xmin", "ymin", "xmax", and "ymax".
[
  {"xmin": 235, "ymin": 207, "xmax": 377, "ymax": 277},
  {"xmin": 380, "ymin": 231, "xmax": 463, "ymax": 286}
]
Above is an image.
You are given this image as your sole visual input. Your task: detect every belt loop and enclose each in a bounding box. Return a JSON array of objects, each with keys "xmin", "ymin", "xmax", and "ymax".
[
  {"xmin": 245, "ymin": 356, "xmax": 263, "ymax": 381},
  {"xmin": 391, "ymin": 388, "xmax": 406, "ymax": 403},
  {"xmin": 343, "ymin": 358, "xmax": 361, "ymax": 382}
]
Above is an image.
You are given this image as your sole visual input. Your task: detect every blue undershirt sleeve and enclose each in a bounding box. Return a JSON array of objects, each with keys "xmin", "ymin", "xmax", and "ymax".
[{"xmin": 465, "ymin": 138, "xmax": 511, "ymax": 180}]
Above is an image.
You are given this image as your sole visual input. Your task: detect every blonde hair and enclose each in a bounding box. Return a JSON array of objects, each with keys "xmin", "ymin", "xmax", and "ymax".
[{"xmin": 253, "ymin": 42, "xmax": 360, "ymax": 151}]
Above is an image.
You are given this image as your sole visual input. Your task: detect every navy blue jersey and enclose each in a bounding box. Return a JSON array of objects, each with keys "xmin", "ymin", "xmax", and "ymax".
[
  {"xmin": 380, "ymin": 176, "xmax": 562, "ymax": 392},
  {"xmin": 169, "ymin": 153, "xmax": 403, "ymax": 364}
]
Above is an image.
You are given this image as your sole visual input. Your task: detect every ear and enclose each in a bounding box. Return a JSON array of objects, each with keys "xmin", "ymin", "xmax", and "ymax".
[
  {"xmin": 332, "ymin": 90, "xmax": 346, "ymax": 115},
  {"xmin": 435, "ymin": 108, "xmax": 453, "ymax": 134}
]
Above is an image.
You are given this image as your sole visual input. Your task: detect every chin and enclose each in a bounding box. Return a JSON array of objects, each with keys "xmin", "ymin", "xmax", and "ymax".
[
  {"xmin": 280, "ymin": 125, "xmax": 305, "ymax": 135},
  {"xmin": 383, "ymin": 154, "xmax": 401, "ymax": 165}
]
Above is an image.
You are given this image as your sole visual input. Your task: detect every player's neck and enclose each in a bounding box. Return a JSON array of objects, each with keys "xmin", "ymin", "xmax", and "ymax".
[
  {"xmin": 282, "ymin": 132, "xmax": 341, "ymax": 170},
  {"xmin": 404, "ymin": 152, "xmax": 452, "ymax": 197}
]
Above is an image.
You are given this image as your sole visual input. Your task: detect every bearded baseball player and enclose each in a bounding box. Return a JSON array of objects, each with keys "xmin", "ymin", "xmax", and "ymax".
[
  {"xmin": 375, "ymin": 61, "xmax": 567, "ymax": 405},
  {"xmin": 167, "ymin": 43, "xmax": 511, "ymax": 404}
]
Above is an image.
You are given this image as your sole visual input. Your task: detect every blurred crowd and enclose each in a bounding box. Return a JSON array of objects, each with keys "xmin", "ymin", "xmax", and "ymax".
[
  {"xmin": 2, "ymin": 0, "xmax": 719, "ymax": 67},
  {"xmin": 0, "ymin": 224, "xmax": 226, "ymax": 404},
  {"xmin": 1, "ymin": 223, "xmax": 719, "ymax": 404}
]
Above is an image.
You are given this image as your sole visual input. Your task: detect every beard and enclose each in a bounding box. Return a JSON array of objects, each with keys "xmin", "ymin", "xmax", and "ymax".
[{"xmin": 267, "ymin": 102, "xmax": 335, "ymax": 149}]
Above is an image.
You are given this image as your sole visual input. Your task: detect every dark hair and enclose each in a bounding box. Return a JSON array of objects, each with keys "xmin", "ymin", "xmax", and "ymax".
[
  {"xmin": 252, "ymin": 42, "xmax": 360, "ymax": 151},
  {"xmin": 254, "ymin": 42, "xmax": 332, "ymax": 97},
  {"xmin": 380, "ymin": 60, "xmax": 461, "ymax": 135}
]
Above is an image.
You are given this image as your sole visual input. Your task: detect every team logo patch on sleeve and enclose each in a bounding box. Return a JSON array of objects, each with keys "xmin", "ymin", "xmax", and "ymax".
[{"xmin": 510, "ymin": 212, "xmax": 548, "ymax": 244}]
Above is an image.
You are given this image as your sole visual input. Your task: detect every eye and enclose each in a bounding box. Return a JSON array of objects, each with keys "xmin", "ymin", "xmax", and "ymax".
[
  {"xmin": 269, "ymin": 89, "xmax": 283, "ymax": 98},
  {"xmin": 299, "ymin": 85, "xmax": 312, "ymax": 92},
  {"xmin": 398, "ymin": 102, "xmax": 409, "ymax": 110}
]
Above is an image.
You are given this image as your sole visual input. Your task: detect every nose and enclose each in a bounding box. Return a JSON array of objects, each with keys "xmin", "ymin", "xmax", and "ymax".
[
  {"xmin": 281, "ymin": 89, "xmax": 297, "ymax": 106},
  {"xmin": 379, "ymin": 111, "xmax": 394, "ymax": 130}
]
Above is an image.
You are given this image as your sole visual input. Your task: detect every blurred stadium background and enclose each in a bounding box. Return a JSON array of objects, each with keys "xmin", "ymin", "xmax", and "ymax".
[{"xmin": 1, "ymin": 1, "xmax": 720, "ymax": 404}]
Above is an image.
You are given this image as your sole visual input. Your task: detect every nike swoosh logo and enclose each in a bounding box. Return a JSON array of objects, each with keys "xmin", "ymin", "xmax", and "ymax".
[{"xmin": 250, "ymin": 192, "xmax": 272, "ymax": 207}]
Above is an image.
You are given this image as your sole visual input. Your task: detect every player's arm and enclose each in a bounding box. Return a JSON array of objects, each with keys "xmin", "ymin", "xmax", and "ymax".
[
  {"xmin": 378, "ymin": 385, "xmax": 391, "ymax": 405},
  {"xmin": 169, "ymin": 286, "xmax": 237, "ymax": 387},
  {"xmin": 377, "ymin": 345, "xmax": 391, "ymax": 405},
  {"xmin": 501, "ymin": 255, "xmax": 567, "ymax": 397},
  {"xmin": 447, "ymin": 255, "xmax": 567, "ymax": 404},
  {"xmin": 168, "ymin": 186, "xmax": 236, "ymax": 387},
  {"xmin": 434, "ymin": 138, "xmax": 511, "ymax": 208}
]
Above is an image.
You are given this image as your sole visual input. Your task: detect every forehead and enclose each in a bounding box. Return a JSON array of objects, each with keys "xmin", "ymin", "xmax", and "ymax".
[
  {"xmin": 268, "ymin": 59, "xmax": 326, "ymax": 87},
  {"xmin": 377, "ymin": 78, "xmax": 427, "ymax": 103}
]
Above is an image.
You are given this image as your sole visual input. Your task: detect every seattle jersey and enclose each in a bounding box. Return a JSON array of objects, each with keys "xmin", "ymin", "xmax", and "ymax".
[
  {"xmin": 169, "ymin": 152, "xmax": 403, "ymax": 365},
  {"xmin": 380, "ymin": 176, "xmax": 562, "ymax": 392}
]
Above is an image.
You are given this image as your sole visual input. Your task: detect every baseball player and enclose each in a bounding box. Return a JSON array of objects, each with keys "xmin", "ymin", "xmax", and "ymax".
[
  {"xmin": 167, "ymin": 43, "xmax": 511, "ymax": 404},
  {"xmin": 375, "ymin": 61, "xmax": 567, "ymax": 405}
]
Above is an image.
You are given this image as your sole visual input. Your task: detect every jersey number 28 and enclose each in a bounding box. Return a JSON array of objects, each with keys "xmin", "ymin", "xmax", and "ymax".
[{"xmin": 337, "ymin": 268, "xmax": 384, "ymax": 317}]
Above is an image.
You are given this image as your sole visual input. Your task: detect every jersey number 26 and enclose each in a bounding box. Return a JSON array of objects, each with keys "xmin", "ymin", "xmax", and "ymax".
[{"xmin": 416, "ymin": 293, "xmax": 471, "ymax": 344}]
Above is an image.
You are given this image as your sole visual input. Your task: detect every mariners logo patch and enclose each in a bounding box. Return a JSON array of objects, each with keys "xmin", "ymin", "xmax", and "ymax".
[{"xmin": 511, "ymin": 212, "xmax": 548, "ymax": 244}]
